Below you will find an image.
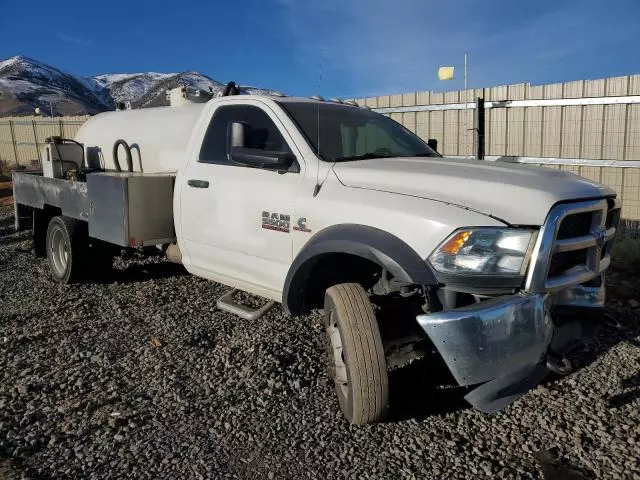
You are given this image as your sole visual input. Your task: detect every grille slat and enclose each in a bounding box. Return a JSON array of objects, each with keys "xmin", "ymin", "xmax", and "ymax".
[{"xmin": 545, "ymin": 200, "xmax": 619, "ymax": 287}]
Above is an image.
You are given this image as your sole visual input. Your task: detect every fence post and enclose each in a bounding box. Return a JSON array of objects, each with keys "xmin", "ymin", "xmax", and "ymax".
[
  {"xmin": 8, "ymin": 119, "xmax": 19, "ymax": 167},
  {"xmin": 475, "ymin": 97, "xmax": 485, "ymax": 160},
  {"xmin": 31, "ymin": 119, "xmax": 40, "ymax": 162}
]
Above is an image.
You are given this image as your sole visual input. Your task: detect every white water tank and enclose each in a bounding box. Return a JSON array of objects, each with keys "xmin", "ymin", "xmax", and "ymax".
[
  {"xmin": 167, "ymin": 86, "xmax": 212, "ymax": 107},
  {"xmin": 74, "ymin": 102, "xmax": 207, "ymax": 173}
]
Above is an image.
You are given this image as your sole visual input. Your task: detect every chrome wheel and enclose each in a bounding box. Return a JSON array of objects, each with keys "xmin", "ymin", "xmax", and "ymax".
[
  {"xmin": 49, "ymin": 227, "xmax": 69, "ymax": 277},
  {"xmin": 326, "ymin": 312, "xmax": 348, "ymax": 398}
]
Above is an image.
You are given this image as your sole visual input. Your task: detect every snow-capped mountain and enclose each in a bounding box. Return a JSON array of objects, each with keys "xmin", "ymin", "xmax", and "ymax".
[
  {"xmin": 0, "ymin": 56, "xmax": 112, "ymax": 116},
  {"xmin": 0, "ymin": 55, "xmax": 274, "ymax": 116}
]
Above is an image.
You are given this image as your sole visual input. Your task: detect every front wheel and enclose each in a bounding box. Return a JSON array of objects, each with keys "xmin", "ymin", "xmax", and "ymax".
[{"xmin": 324, "ymin": 283, "xmax": 389, "ymax": 424}]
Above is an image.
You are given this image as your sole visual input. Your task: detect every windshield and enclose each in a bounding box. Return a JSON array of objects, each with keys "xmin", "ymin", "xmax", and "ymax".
[{"xmin": 277, "ymin": 101, "xmax": 439, "ymax": 161}]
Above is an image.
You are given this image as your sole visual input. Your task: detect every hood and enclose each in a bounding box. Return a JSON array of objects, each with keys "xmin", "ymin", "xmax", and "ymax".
[{"xmin": 332, "ymin": 157, "xmax": 615, "ymax": 225}]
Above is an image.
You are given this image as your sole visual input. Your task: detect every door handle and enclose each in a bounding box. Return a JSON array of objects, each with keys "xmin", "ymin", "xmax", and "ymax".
[{"xmin": 188, "ymin": 179, "xmax": 209, "ymax": 188}]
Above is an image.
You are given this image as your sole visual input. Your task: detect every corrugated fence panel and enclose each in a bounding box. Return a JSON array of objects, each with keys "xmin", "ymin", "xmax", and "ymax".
[
  {"xmin": 402, "ymin": 93, "xmax": 416, "ymax": 133},
  {"xmin": 622, "ymin": 168, "xmax": 640, "ymax": 220},
  {"xmin": 416, "ymin": 110, "xmax": 430, "ymax": 142},
  {"xmin": 506, "ymin": 107, "xmax": 525, "ymax": 156},
  {"xmin": 0, "ymin": 116, "xmax": 90, "ymax": 169},
  {"xmin": 581, "ymin": 105, "xmax": 604, "ymax": 159},
  {"xmin": 488, "ymin": 108, "xmax": 507, "ymax": 156},
  {"xmin": 579, "ymin": 166, "xmax": 602, "ymax": 183},
  {"xmin": 564, "ymin": 80, "xmax": 584, "ymax": 98},
  {"xmin": 429, "ymin": 111, "xmax": 444, "ymax": 150},
  {"xmin": 561, "ymin": 106, "xmax": 582, "ymax": 158},
  {"xmin": 602, "ymin": 104, "xmax": 626, "ymax": 160},
  {"xmin": 443, "ymin": 109, "xmax": 459, "ymax": 156},
  {"xmin": 524, "ymin": 107, "xmax": 543, "ymax": 157},
  {"xmin": 459, "ymin": 109, "xmax": 474, "ymax": 156},
  {"xmin": 542, "ymin": 106, "xmax": 562, "ymax": 158},
  {"xmin": 626, "ymin": 104, "xmax": 640, "ymax": 160}
]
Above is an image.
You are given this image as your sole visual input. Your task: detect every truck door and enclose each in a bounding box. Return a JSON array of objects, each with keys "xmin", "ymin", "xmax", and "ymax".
[{"xmin": 178, "ymin": 101, "xmax": 304, "ymax": 300}]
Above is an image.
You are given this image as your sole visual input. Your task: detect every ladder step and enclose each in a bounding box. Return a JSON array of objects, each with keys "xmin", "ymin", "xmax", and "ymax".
[{"xmin": 216, "ymin": 289, "xmax": 275, "ymax": 320}]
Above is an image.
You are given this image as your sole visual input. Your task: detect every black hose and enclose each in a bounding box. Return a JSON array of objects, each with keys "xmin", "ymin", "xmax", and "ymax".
[{"xmin": 112, "ymin": 139, "xmax": 133, "ymax": 172}]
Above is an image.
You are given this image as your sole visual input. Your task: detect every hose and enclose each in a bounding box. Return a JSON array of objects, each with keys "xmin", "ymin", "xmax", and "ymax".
[{"xmin": 112, "ymin": 139, "xmax": 133, "ymax": 172}]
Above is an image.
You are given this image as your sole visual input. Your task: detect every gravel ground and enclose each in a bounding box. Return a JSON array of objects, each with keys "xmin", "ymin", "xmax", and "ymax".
[{"xmin": 0, "ymin": 204, "xmax": 639, "ymax": 480}]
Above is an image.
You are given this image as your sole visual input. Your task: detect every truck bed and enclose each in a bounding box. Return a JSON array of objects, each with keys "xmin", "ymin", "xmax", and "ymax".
[{"xmin": 12, "ymin": 171, "xmax": 176, "ymax": 247}]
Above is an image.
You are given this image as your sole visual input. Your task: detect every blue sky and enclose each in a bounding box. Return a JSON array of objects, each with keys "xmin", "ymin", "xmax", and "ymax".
[{"xmin": 1, "ymin": 0, "xmax": 638, "ymax": 98}]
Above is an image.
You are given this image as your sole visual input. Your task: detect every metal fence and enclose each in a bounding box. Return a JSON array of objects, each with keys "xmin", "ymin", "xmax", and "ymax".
[
  {"xmin": 0, "ymin": 116, "xmax": 88, "ymax": 170},
  {"xmin": 1, "ymin": 75, "xmax": 639, "ymax": 224},
  {"xmin": 357, "ymin": 75, "xmax": 640, "ymax": 223}
]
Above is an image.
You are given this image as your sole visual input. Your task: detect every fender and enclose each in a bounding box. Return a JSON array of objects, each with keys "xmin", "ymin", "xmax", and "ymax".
[{"xmin": 283, "ymin": 224, "xmax": 437, "ymax": 314}]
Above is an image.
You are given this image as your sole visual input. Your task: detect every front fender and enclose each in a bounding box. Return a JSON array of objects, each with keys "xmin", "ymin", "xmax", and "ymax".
[{"xmin": 283, "ymin": 224, "xmax": 437, "ymax": 315}]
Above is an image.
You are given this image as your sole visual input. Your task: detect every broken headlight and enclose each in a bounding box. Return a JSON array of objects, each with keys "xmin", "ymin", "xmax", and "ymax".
[{"xmin": 428, "ymin": 228, "xmax": 538, "ymax": 277}]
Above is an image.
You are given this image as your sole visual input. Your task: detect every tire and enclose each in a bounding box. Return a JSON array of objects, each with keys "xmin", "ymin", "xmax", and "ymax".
[
  {"xmin": 46, "ymin": 216, "xmax": 87, "ymax": 284},
  {"xmin": 324, "ymin": 283, "xmax": 389, "ymax": 424}
]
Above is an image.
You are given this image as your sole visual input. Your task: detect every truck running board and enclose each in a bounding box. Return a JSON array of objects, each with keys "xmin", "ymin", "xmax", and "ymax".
[{"xmin": 216, "ymin": 289, "xmax": 275, "ymax": 320}]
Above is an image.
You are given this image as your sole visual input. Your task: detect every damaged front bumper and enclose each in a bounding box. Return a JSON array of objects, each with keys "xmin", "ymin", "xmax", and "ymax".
[{"xmin": 416, "ymin": 278, "xmax": 606, "ymax": 413}]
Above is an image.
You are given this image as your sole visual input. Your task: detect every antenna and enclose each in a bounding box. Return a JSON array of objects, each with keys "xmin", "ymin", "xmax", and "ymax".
[{"xmin": 313, "ymin": 54, "xmax": 323, "ymax": 197}]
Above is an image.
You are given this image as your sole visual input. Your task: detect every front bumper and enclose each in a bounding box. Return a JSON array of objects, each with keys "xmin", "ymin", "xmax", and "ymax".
[{"xmin": 416, "ymin": 278, "xmax": 605, "ymax": 413}]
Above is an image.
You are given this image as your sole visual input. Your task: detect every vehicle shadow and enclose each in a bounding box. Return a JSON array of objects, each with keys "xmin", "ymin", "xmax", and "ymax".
[
  {"xmin": 540, "ymin": 306, "xmax": 640, "ymax": 408},
  {"xmin": 606, "ymin": 370, "xmax": 640, "ymax": 408},
  {"xmin": 94, "ymin": 261, "xmax": 188, "ymax": 284},
  {"xmin": 387, "ymin": 352, "xmax": 470, "ymax": 421}
]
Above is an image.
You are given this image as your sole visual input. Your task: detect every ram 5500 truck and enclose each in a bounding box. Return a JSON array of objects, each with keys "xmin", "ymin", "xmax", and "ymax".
[{"xmin": 12, "ymin": 86, "xmax": 619, "ymax": 424}]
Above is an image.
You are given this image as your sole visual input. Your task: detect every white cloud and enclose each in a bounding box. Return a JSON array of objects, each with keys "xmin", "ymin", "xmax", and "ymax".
[{"xmin": 56, "ymin": 33, "xmax": 92, "ymax": 47}]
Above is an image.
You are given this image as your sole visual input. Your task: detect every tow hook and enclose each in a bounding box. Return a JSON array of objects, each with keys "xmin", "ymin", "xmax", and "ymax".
[{"xmin": 546, "ymin": 353, "xmax": 573, "ymax": 376}]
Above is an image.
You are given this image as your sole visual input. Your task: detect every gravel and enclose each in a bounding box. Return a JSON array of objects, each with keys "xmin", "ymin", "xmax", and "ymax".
[{"xmin": 1, "ymin": 204, "xmax": 639, "ymax": 479}]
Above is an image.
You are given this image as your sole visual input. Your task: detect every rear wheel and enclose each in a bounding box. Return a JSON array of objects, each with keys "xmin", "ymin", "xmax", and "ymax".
[
  {"xmin": 46, "ymin": 216, "xmax": 87, "ymax": 284},
  {"xmin": 324, "ymin": 283, "xmax": 389, "ymax": 424}
]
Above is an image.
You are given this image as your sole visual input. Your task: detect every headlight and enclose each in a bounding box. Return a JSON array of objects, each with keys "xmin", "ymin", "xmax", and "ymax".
[{"xmin": 428, "ymin": 228, "xmax": 537, "ymax": 277}]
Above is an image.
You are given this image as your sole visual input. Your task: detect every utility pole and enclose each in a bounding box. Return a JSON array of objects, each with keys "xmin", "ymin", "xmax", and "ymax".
[{"xmin": 464, "ymin": 53, "xmax": 468, "ymax": 90}]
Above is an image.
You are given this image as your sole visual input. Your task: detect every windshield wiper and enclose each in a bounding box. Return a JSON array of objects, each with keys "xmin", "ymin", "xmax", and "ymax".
[{"xmin": 332, "ymin": 152, "xmax": 394, "ymax": 162}]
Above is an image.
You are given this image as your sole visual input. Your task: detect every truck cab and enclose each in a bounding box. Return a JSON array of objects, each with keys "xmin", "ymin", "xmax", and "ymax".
[{"xmin": 12, "ymin": 90, "xmax": 620, "ymax": 424}]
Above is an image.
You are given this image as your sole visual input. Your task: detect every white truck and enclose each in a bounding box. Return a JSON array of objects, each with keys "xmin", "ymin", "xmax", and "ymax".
[{"xmin": 12, "ymin": 84, "xmax": 620, "ymax": 424}]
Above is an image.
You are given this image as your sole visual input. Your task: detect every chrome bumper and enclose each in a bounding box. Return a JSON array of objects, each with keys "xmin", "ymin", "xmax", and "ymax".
[{"xmin": 416, "ymin": 278, "xmax": 605, "ymax": 412}]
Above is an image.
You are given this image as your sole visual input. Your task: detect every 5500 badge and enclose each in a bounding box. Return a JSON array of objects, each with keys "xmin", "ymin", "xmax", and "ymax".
[
  {"xmin": 261, "ymin": 212, "xmax": 312, "ymax": 234},
  {"xmin": 262, "ymin": 211, "xmax": 290, "ymax": 232}
]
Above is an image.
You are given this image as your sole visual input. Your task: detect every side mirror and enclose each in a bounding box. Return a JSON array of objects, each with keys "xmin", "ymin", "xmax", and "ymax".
[
  {"xmin": 230, "ymin": 146, "xmax": 296, "ymax": 171},
  {"xmin": 229, "ymin": 121, "xmax": 249, "ymax": 148},
  {"xmin": 427, "ymin": 138, "xmax": 438, "ymax": 152}
]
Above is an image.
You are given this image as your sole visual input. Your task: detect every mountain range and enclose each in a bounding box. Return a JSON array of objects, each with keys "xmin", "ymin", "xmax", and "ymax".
[{"xmin": 0, "ymin": 56, "xmax": 273, "ymax": 116}]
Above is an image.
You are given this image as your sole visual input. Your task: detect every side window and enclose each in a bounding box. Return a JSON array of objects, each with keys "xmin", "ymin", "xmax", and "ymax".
[{"xmin": 199, "ymin": 105, "xmax": 292, "ymax": 164}]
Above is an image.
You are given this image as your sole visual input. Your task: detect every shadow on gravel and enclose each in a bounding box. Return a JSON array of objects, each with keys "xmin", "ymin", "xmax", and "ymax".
[
  {"xmin": 532, "ymin": 448, "xmax": 595, "ymax": 480},
  {"xmin": 95, "ymin": 262, "xmax": 188, "ymax": 284},
  {"xmin": 537, "ymin": 267, "xmax": 640, "ymax": 409},
  {"xmin": 607, "ymin": 371, "xmax": 640, "ymax": 408},
  {"xmin": 388, "ymin": 354, "xmax": 470, "ymax": 421}
]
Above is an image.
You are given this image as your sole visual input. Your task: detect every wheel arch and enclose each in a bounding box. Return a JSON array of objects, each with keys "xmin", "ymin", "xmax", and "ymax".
[{"xmin": 283, "ymin": 224, "xmax": 437, "ymax": 315}]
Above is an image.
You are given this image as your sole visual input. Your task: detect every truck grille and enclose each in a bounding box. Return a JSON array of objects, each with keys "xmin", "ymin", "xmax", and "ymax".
[{"xmin": 526, "ymin": 198, "xmax": 620, "ymax": 293}]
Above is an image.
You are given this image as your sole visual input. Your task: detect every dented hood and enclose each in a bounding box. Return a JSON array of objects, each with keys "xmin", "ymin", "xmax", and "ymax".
[{"xmin": 332, "ymin": 157, "xmax": 615, "ymax": 225}]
